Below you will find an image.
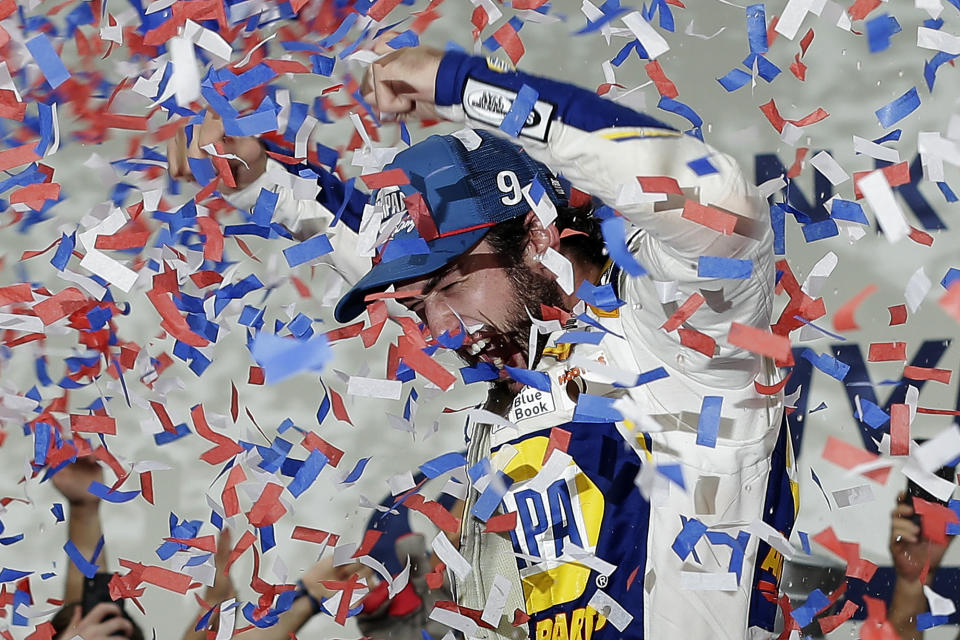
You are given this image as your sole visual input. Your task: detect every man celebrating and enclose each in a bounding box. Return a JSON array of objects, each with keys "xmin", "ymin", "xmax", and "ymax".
[{"xmin": 170, "ymin": 45, "xmax": 795, "ymax": 640}]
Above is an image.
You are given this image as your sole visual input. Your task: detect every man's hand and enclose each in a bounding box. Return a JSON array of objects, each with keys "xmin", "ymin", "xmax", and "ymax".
[
  {"xmin": 59, "ymin": 603, "xmax": 134, "ymax": 640},
  {"xmin": 166, "ymin": 112, "xmax": 267, "ymax": 193},
  {"xmin": 890, "ymin": 494, "xmax": 948, "ymax": 584},
  {"xmin": 51, "ymin": 457, "xmax": 104, "ymax": 507},
  {"xmin": 361, "ymin": 44, "xmax": 444, "ymax": 121}
]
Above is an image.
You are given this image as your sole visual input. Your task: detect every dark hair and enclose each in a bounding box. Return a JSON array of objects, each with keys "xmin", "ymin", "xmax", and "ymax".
[
  {"xmin": 51, "ymin": 602, "xmax": 145, "ymax": 640},
  {"xmin": 484, "ymin": 204, "xmax": 606, "ymax": 268}
]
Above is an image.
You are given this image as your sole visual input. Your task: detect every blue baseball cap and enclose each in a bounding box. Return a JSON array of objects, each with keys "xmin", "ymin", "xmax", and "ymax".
[{"xmin": 334, "ymin": 130, "xmax": 567, "ymax": 323}]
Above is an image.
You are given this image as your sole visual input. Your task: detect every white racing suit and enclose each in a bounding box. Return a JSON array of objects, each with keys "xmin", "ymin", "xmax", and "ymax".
[{"xmin": 229, "ymin": 51, "xmax": 797, "ymax": 640}]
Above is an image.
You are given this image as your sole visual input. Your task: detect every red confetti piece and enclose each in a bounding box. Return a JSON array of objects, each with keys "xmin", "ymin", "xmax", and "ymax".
[
  {"xmin": 140, "ymin": 471, "xmax": 154, "ymax": 505},
  {"xmin": 398, "ymin": 336, "xmax": 456, "ymax": 390},
  {"xmin": 785, "ymin": 147, "xmax": 808, "ymax": 179},
  {"xmin": 914, "ymin": 498, "xmax": 959, "ymax": 545},
  {"xmin": 426, "ymin": 561, "xmax": 446, "ymax": 590},
  {"xmin": 94, "ymin": 230, "xmax": 150, "ymax": 250},
  {"xmin": 542, "ymin": 426, "xmax": 572, "ymax": 465},
  {"xmin": 852, "ymin": 162, "xmax": 910, "ymax": 198},
  {"xmin": 818, "ymin": 600, "xmax": 859, "ymax": 635},
  {"xmin": 727, "ymin": 322, "xmax": 791, "ymax": 361},
  {"xmin": 164, "ymin": 535, "xmax": 217, "ymax": 552},
  {"xmin": 351, "ymin": 529, "xmax": 383, "ymax": 558},
  {"xmin": 248, "ymin": 482, "xmax": 286, "ymax": 527},
  {"xmin": 644, "ymin": 60, "xmax": 678, "ymax": 99},
  {"xmin": 33, "ymin": 287, "xmax": 88, "ymax": 325},
  {"xmin": 661, "ymin": 292, "xmax": 705, "ymax": 332},
  {"xmin": 492, "ymin": 21, "xmax": 525, "ymax": 65},
  {"xmin": 848, "ymin": 0, "xmax": 882, "ymax": 20},
  {"xmin": 146, "ymin": 288, "xmax": 210, "ymax": 348},
  {"xmin": 404, "ymin": 494, "xmax": 460, "ymax": 532},
  {"xmin": 150, "ymin": 400, "xmax": 177, "ymax": 433},
  {"xmin": 9, "ymin": 182, "xmax": 60, "ymax": 206},
  {"xmin": 248, "ymin": 366, "xmax": 265, "ymax": 385},
  {"xmin": 940, "ymin": 282, "xmax": 960, "ymax": 323},
  {"xmin": 903, "ymin": 366, "xmax": 952, "ymax": 384},
  {"xmin": 636, "ymin": 175, "xmax": 682, "ymax": 194},
  {"xmin": 755, "ymin": 371, "xmax": 791, "ymax": 396},
  {"xmin": 908, "ymin": 226, "xmax": 934, "ymax": 246},
  {"xmin": 359, "ymin": 168, "xmax": 410, "ymax": 190},
  {"xmin": 678, "ymin": 327, "xmax": 716, "ymax": 357},
  {"xmin": 889, "ymin": 404, "xmax": 909, "ymax": 456},
  {"xmin": 69, "ymin": 414, "xmax": 117, "ymax": 435},
  {"xmin": 887, "ymin": 304, "xmax": 908, "ymax": 325},
  {"xmin": 301, "ymin": 431, "xmax": 344, "ymax": 467},
  {"xmin": 867, "ymin": 342, "xmax": 906, "ymax": 362},
  {"xmin": 118, "ymin": 560, "xmax": 194, "ymax": 594},
  {"xmin": 329, "ymin": 387, "xmax": 353, "ymax": 425},
  {"xmin": 0, "ymin": 283, "xmax": 34, "ymax": 305},
  {"xmin": 0, "ymin": 143, "xmax": 42, "ymax": 172},
  {"xmin": 484, "ymin": 511, "xmax": 517, "ymax": 533},
  {"xmin": 196, "ymin": 216, "xmax": 224, "ymax": 262},
  {"xmin": 325, "ymin": 321, "xmax": 364, "ymax": 342},
  {"xmin": 831, "ymin": 284, "xmax": 877, "ymax": 332},
  {"xmin": 681, "ymin": 200, "xmax": 737, "ymax": 235},
  {"xmin": 191, "ymin": 404, "xmax": 243, "ymax": 464},
  {"xmin": 367, "ymin": 0, "xmax": 403, "ymax": 21},
  {"xmin": 224, "ymin": 529, "xmax": 256, "ymax": 575},
  {"xmin": 291, "ymin": 526, "xmax": 331, "ymax": 544},
  {"xmin": 821, "ymin": 435, "xmax": 889, "ymax": 484},
  {"xmin": 758, "ymin": 99, "xmax": 829, "ymax": 133}
]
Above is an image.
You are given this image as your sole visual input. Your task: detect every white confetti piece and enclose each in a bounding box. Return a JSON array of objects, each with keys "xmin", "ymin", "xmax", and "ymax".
[
  {"xmin": 775, "ymin": 0, "xmax": 826, "ymax": 41},
  {"xmin": 169, "ymin": 36, "xmax": 201, "ymax": 107},
  {"xmin": 746, "ymin": 520, "xmax": 798, "ymax": 561},
  {"xmin": 587, "ymin": 590, "xmax": 634, "ymax": 630},
  {"xmin": 480, "ymin": 574, "xmax": 512, "ymax": 627},
  {"xmin": 346, "ymin": 376, "xmax": 402, "ymax": 400},
  {"xmin": 924, "ymin": 585, "xmax": 956, "ymax": 617},
  {"xmin": 387, "ymin": 471, "xmax": 416, "ymax": 496},
  {"xmin": 681, "ymin": 571, "xmax": 739, "ymax": 591},
  {"xmin": 917, "ymin": 25, "xmax": 960, "ymax": 55},
  {"xmin": 859, "ymin": 170, "xmax": 910, "ymax": 244},
  {"xmin": 622, "ymin": 11, "xmax": 670, "ymax": 60},
  {"xmin": 905, "ymin": 266, "xmax": 932, "ymax": 314},
  {"xmin": 540, "ymin": 247, "xmax": 574, "ymax": 295},
  {"xmin": 431, "ymin": 532, "xmax": 472, "ymax": 580},
  {"xmin": 832, "ymin": 484, "xmax": 874, "ymax": 508},
  {"xmin": 809, "ymin": 151, "xmax": 848, "ymax": 186},
  {"xmin": 853, "ymin": 135, "xmax": 900, "ymax": 163},
  {"xmin": 429, "ymin": 606, "xmax": 479, "ymax": 637}
]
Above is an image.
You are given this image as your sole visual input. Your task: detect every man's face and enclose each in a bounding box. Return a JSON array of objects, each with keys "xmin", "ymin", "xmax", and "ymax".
[{"xmin": 396, "ymin": 237, "xmax": 565, "ymax": 375}]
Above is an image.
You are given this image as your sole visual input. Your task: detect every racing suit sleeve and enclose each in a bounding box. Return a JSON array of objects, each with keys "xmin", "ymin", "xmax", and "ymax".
[{"xmin": 433, "ymin": 51, "xmax": 776, "ymax": 388}]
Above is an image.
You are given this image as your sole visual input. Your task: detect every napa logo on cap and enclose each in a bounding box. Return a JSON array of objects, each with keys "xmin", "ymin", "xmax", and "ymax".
[{"xmin": 375, "ymin": 185, "xmax": 417, "ymax": 245}]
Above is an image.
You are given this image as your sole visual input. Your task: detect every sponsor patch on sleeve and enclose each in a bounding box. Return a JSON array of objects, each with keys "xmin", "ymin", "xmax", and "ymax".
[{"xmin": 462, "ymin": 78, "xmax": 555, "ymax": 143}]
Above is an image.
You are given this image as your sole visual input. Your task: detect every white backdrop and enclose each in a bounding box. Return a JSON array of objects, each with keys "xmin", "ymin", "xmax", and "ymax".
[{"xmin": 0, "ymin": 0, "xmax": 958, "ymax": 637}]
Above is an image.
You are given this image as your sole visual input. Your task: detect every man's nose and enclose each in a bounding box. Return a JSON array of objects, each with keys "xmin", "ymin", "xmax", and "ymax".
[{"xmin": 422, "ymin": 298, "xmax": 461, "ymax": 341}]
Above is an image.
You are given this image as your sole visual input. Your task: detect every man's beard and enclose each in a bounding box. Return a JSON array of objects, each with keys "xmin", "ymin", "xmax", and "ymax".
[{"xmin": 455, "ymin": 261, "xmax": 566, "ymax": 371}]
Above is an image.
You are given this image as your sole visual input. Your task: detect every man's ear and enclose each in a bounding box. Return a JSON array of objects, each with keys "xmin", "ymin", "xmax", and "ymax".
[{"xmin": 524, "ymin": 211, "xmax": 560, "ymax": 259}]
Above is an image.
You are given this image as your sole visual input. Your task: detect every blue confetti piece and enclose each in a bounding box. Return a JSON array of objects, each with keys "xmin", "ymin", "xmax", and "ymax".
[
  {"xmin": 941, "ymin": 268, "xmax": 960, "ymax": 290},
  {"xmin": 697, "ymin": 256, "xmax": 753, "ymax": 279},
  {"xmin": 830, "ymin": 200, "xmax": 868, "ymax": 224},
  {"xmin": 51, "ymin": 503, "xmax": 64, "ymax": 522},
  {"xmin": 400, "ymin": 121, "xmax": 411, "ymax": 145},
  {"xmin": 801, "ymin": 348, "xmax": 850, "ymax": 381},
  {"xmin": 572, "ymin": 393, "xmax": 623, "ymax": 422},
  {"xmin": 743, "ymin": 53, "xmax": 781, "ymax": 82},
  {"xmin": 696, "ymin": 396, "xmax": 722, "ymax": 448},
  {"xmin": 250, "ymin": 332, "xmax": 331, "ymax": 385},
  {"xmin": 288, "ymin": 449, "xmax": 327, "ymax": 497},
  {"xmin": 380, "ymin": 236, "xmax": 430, "ymax": 262},
  {"xmin": 64, "ymin": 540, "xmax": 99, "ymax": 578},
  {"xmin": 187, "ymin": 157, "xmax": 217, "ymax": 186},
  {"xmin": 745, "ymin": 4, "xmax": 768, "ymax": 55},
  {"xmin": 468, "ymin": 458, "xmax": 491, "ymax": 484},
  {"xmin": 88, "ymin": 481, "xmax": 140, "ymax": 503},
  {"xmin": 259, "ymin": 525, "xmax": 276, "ymax": 553},
  {"xmin": 792, "ymin": 588, "xmax": 829, "ymax": 627},
  {"xmin": 504, "ymin": 366, "xmax": 551, "ymax": 392},
  {"xmin": 471, "ymin": 471, "xmax": 513, "ymax": 522},
  {"xmin": 771, "ymin": 204, "xmax": 785, "ymax": 255},
  {"xmin": 865, "ymin": 13, "xmax": 901, "ymax": 53},
  {"xmin": 801, "ymin": 219, "xmax": 838, "ymax": 242},
  {"xmin": 875, "ymin": 87, "xmax": 921, "ymax": 128},
  {"xmin": 555, "ymin": 331, "xmax": 605, "ymax": 345},
  {"xmin": 154, "ymin": 422, "xmax": 191, "ymax": 445},
  {"xmin": 342, "ymin": 456, "xmax": 371, "ymax": 484},
  {"xmin": 251, "ymin": 188, "xmax": 278, "ymax": 226},
  {"xmin": 33, "ymin": 421, "xmax": 51, "ymax": 467},
  {"xmin": 420, "ymin": 452, "xmax": 468, "ymax": 479},
  {"xmin": 25, "ymin": 34, "xmax": 71, "ymax": 89},
  {"xmin": 672, "ymin": 517, "xmax": 707, "ymax": 560},
  {"xmin": 656, "ymin": 464, "xmax": 685, "ymax": 489},
  {"xmin": 657, "ymin": 96, "xmax": 703, "ymax": 129},
  {"xmin": 460, "ymin": 362, "xmax": 500, "ymax": 384},
  {"xmin": 499, "ymin": 84, "xmax": 538, "ymax": 138},
  {"xmin": 855, "ymin": 398, "xmax": 890, "ymax": 429},
  {"xmin": 0, "ymin": 568, "xmax": 32, "ymax": 583},
  {"xmin": 35, "ymin": 102, "xmax": 56, "ymax": 157},
  {"xmin": 688, "ymin": 157, "xmax": 718, "ymax": 176},
  {"xmin": 310, "ymin": 54, "xmax": 335, "ymax": 77},
  {"xmin": 925, "ymin": 51, "xmax": 959, "ymax": 91},
  {"xmin": 798, "ymin": 531, "xmax": 811, "ymax": 554},
  {"xmin": 633, "ymin": 367, "xmax": 670, "ymax": 387},
  {"xmin": 918, "ymin": 613, "xmax": 950, "ymax": 630},
  {"xmin": 601, "ymin": 216, "xmax": 647, "ymax": 277},
  {"xmin": 387, "ymin": 30, "xmax": 419, "ymax": 49},
  {"xmin": 939, "ymin": 181, "xmax": 958, "ymax": 202},
  {"xmin": 576, "ymin": 281, "xmax": 623, "ymax": 311},
  {"xmin": 283, "ymin": 234, "xmax": 333, "ymax": 268},
  {"xmin": 611, "ymin": 40, "xmax": 642, "ymax": 66}
]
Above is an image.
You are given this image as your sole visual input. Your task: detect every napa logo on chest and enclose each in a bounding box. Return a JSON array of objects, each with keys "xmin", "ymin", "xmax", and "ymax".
[{"xmin": 499, "ymin": 436, "xmax": 605, "ymax": 615}]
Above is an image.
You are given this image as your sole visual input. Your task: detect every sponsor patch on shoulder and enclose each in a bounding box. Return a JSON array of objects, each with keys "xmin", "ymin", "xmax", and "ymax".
[{"xmin": 462, "ymin": 78, "xmax": 555, "ymax": 143}]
